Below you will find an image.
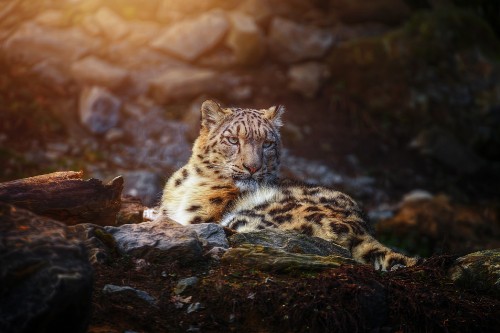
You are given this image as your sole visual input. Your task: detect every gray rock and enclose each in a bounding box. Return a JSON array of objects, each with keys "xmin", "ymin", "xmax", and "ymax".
[
  {"xmin": 229, "ymin": 229, "xmax": 350, "ymax": 257},
  {"xmin": 71, "ymin": 56, "xmax": 129, "ymax": 89},
  {"xmin": 288, "ymin": 62, "xmax": 330, "ymax": 98},
  {"xmin": 148, "ymin": 67, "xmax": 217, "ymax": 103},
  {"xmin": 268, "ymin": 17, "xmax": 334, "ymax": 63},
  {"xmin": 186, "ymin": 302, "xmax": 203, "ymax": 314},
  {"xmin": 122, "ymin": 170, "xmax": 164, "ymax": 207},
  {"xmin": 79, "ymin": 86, "xmax": 122, "ymax": 134},
  {"xmin": 0, "ymin": 203, "xmax": 93, "ymax": 333},
  {"xmin": 188, "ymin": 223, "xmax": 229, "ymax": 249},
  {"xmin": 3, "ymin": 22, "xmax": 101, "ymax": 65},
  {"xmin": 151, "ymin": 10, "xmax": 230, "ymax": 61},
  {"xmin": 103, "ymin": 284, "xmax": 156, "ymax": 305},
  {"xmin": 449, "ymin": 249, "xmax": 500, "ymax": 296},
  {"xmin": 94, "ymin": 7, "xmax": 130, "ymax": 40},
  {"xmin": 174, "ymin": 277, "xmax": 199, "ymax": 295},
  {"xmin": 104, "ymin": 220, "xmax": 203, "ymax": 262}
]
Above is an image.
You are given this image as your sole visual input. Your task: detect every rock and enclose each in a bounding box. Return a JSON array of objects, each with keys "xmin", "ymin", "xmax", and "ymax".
[
  {"xmin": 401, "ymin": 189, "xmax": 434, "ymax": 204},
  {"xmin": 3, "ymin": 22, "xmax": 101, "ymax": 65},
  {"xmin": 449, "ymin": 249, "xmax": 500, "ymax": 296},
  {"xmin": 103, "ymin": 284, "xmax": 156, "ymax": 306},
  {"xmin": 187, "ymin": 223, "xmax": 229, "ymax": 249},
  {"xmin": 268, "ymin": 17, "xmax": 334, "ymax": 63},
  {"xmin": 287, "ymin": 62, "xmax": 330, "ymax": 98},
  {"xmin": 186, "ymin": 302, "xmax": 203, "ymax": 314},
  {"xmin": 34, "ymin": 9, "xmax": 66, "ymax": 28},
  {"xmin": 127, "ymin": 20, "xmax": 161, "ymax": 47},
  {"xmin": 71, "ymin": 56, "xmax": 129, "ymax": 89},
  {"xmin": 104, "ymin": 220, "xmax": 203, "ymax": 262},
  {"xmin": 222, "ymin": 244, "xmax": 355, "ymax": 273},
  {"xmin": 226, "ymin": 11, "xmax": 265, "ymax": 65},
  {"xmin": 67, "ymin": 223, "xmax": 112, "ymax": 264},
  {"xmin": 174, "ymin": 277, "xmax": 199, "ymax": 295},
  {"xmin": 117, "ymin": 195, "xmax": 146, "ymax": 225},
  {"xmin": 151, "ymin": 10, "xmax": 230, "ymax": 61},
  {"xmin": 94, "ymin": 7, "xmax": 130, "ymax": 40},
  {"xmin": 79, "ymin": 86, "xmax": 122, "ymax": 134},
  {"xmin": 229, "ymin": 229, "xmax": 350, "ymax": 257},
  {"xmin": 0, "ymin": 203, "xmax": 93, "ymax": 333},
  {"xmin": 410, "ymin": 127, "xmax": 485, "ymax": 174},
  {"xmin": 122, "ymin": 170, "xmax": 163, "ymax": 207},
  {"xmin": 148, "ymin": 67, "xmax": 217, "ymax": 103}
]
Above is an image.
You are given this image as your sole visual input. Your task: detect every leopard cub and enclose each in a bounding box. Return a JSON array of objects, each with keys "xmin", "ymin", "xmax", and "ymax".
[{"xmin": 160, "ymin": 100, "xmax": 418, "ymax": 271}]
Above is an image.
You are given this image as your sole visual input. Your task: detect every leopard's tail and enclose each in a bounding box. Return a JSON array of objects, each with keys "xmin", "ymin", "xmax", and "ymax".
[{"xmin": 350, "ymin": 236, "xmax": 419, "ymax": 271}]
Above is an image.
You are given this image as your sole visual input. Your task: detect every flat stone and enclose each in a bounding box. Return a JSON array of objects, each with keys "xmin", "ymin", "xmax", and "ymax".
[
  {"xmin": 104, "ymin": 220, "xmax": 203, "ymax": 262},
  {"xmin": 226, "ymin": 11, "xmax": 265, "ymax": 64},
  {"xmin": 0, "ymin": 203, "xmax": 93, "ymax": 333},
  {"xmin": 71, "ymin": 56, "xmax": 129, "ymax": 89},
  {"xmin": 222, "ymin": 244, "xmax": 355, "ymax": 273},
  {"xmin": 94, "ymin": 7, "xmax": 130, "ymax": 40},
  {"xmin": 229, "ymin": 229, "xmax": 350, "ymax": 257},
  {"xmin": 148, "ymin": 67, "xmax": 217, "ymax": 103},
  {"xmin": 187, "ymin": 223, "xmax": 229, "ymax": 249},
  {"xmin": 3, "ymin": 22, "xmax": 101, "ymax": 65},
  {"xmin": 79, "ymin": 86, "xmax": 122, "ymax": 134},
  {"xmin": 268, "ymin": 17, "xmax": 334, "ymax": 63},
  {"xmin": 103, "ymin": 284, "xmax": 157, "ymax": 305},
  {"xmin": 151, "ymin": 10, "xmax": 230, "ymax": 61},
  {"xmin": 288, "ymin": 62, "xmax": 330, "ymax": 98},
  {"xmin": 449, "ymin": 249, "xmax": 500, "ymax": 296}
]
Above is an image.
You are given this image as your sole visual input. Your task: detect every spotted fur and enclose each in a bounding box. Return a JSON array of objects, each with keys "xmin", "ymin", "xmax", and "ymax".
[{"xmin": 161, "ymin": 100, "xmax": 417, "ymax": 271}]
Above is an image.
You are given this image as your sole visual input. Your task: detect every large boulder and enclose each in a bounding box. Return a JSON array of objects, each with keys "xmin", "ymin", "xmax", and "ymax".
[
  {"xmin": 151, "ymin": 10, "xmax": 230, "ymax": 61},
  {"xmin": 148, "ymin": 67, "xmax": 217, "ymax": 103},
  {"xmin": 3, "ymin": 22, "xmax": 101, "ymax": 65},
  {"xmin": 0, "ymin": 203, "xmax": 93, "ymax": 333}
]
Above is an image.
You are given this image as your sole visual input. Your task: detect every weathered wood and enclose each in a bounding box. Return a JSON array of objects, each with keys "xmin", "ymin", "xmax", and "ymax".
[{"xmin": 0, "ymin": 171, "xmax": 123, "ymax": 226}]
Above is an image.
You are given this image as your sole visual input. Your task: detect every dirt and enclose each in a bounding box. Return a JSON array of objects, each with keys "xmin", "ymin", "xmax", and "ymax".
[{"xmin": 89, "ymin": 253, "xmax": 500, "ymax": 333}]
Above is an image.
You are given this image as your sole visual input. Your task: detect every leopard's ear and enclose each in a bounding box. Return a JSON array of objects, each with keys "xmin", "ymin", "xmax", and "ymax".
[
  {"xmin": 263, "ymin": 105, "xmax": 285, "ymax": 127},
  {"xmin": 201, "ymin": 100, "xmax": 231, "ymax": 130}
]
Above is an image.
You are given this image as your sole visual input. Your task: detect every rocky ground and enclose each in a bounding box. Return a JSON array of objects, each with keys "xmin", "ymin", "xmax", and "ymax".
[{"xmin": 1, "ymin": 0, "xmax": 500, "ymax": 332}]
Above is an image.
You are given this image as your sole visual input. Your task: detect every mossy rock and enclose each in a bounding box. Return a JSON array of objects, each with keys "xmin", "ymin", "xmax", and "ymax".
[
  {"xmin": 229, "ymin": 228, "xmax": 351, "ymax": 257},
  {"xmin": 449, "ymin": 249, "xmax": 500, "ymax": 296},
  {"xmin": 222, "ymin": 244, "xmax": 356, "ymax": 274}
]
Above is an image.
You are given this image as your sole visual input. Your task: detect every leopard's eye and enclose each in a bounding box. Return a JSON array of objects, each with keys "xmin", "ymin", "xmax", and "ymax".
[
  {"xmin": 263, "ymin": 140, "xmax": 274, "ymax": 148},
  {"xmin": 227, "ymin": 137, "xmax": 239, "ymax": 145}
]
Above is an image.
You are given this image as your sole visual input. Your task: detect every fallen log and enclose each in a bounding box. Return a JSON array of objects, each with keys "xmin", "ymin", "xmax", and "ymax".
[{"xmin": 0, "ymin": 171, "xmax": 123, "ymax": 226}]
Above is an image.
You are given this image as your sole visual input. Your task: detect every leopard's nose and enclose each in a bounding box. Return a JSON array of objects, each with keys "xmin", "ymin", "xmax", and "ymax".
[{"xmin": 243, "ymin": 163, "xmax": 261, "ymax": 175}]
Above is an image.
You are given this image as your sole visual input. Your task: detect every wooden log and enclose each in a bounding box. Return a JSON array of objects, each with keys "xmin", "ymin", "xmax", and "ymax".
[{"xmin": 0, "ymin": 171, "xmax": 123, "ymax": 226}]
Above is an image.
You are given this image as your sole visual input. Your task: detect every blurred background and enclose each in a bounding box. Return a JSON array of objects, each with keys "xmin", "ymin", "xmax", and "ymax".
[{"xmin": 1, "ymin": 0, "xmax": 499, "ymax": 257}]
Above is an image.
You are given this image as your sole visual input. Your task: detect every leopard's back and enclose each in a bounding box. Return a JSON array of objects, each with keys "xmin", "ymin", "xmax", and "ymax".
[{"xmin": 221, "ymin": 183, "xmax": 417, "ymax": 271}]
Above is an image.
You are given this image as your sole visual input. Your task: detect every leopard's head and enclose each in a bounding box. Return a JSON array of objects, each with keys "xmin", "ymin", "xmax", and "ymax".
[{"xmin": 193, "ymin": 100, "xmax": 284, "ymax": 191}]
